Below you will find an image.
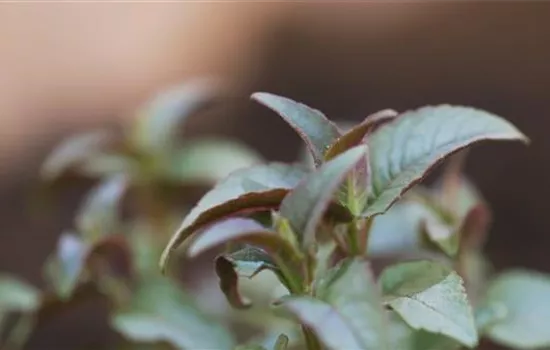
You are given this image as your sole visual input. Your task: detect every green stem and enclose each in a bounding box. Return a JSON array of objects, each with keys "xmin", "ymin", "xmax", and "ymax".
[
  {"xmin": 348, "ymin": 220, "xmax": 360, "ymax": 255},
  {"xmin": 302, "ymin": 325, "xmax": 322, "ymax": 350}
]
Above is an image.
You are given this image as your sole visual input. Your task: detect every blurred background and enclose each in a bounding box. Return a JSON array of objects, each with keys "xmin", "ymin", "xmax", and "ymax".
[{"xmin": 0, "ymin": 2, "xmax": 547, "ymax": 349}]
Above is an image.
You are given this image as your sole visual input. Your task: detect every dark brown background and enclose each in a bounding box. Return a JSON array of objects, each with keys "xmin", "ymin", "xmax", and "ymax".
[{"xmin": 0, "ymin": 2, "xmax": 547, "ymax": 349}]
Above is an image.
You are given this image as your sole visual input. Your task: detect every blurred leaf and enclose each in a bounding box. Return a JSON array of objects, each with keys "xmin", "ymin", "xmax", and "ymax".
[
  {"xmin": 75, "ymin": 175, "xmax": 128, "ymax": 240},
  {"xmin": 363, "ymin": 105, "xmax": 528, "ymax": 218},
  {"xmin": 160, "ymin": 163, "xmax": 306, "ymax": 272},
  {"xmin": 474, "ymin": 301, "xmax": 507, "ymax": 333},
  {"xmin": 484, "ymin": 270, "xmax": 550, "ymax": 349},
  {"xmin": 131, "ymin": 79, "xmax": 219, "ymax": 154},
  {"xmin": 421, "ymin": 214, "xmax": 459, "ymax": 257},
  {"xmin": 388, "ymin": 311, "xmax": 460, "ymax": 350},
  {"xmin": 215, "ymin": 256, "xmax": 252, "ymax": 309},
  {"xmin": 380, "ymin": 260, "xmax": 478, "ymax": 348},
  {"xmin": 44, "ymin": 233, "xmax": 89, "ymax": 300},
  {"xmin": 112, "ymin": 276, "xmax": 235, "ymax": 350},
  {"xmin": 324, "ymin": 109, "xmax": 397, "ymax": 161},
  {"xmin": 367, "ymin": 200, "xmax": 430, "ymax": 256},
  {"xmin": 167, "ymin": 138, "xmax": 263, "ymax": 184},
  {"xmin": 274, "ymin": 333, "xmax": 289, "ymax": 350},
  {"xmin": 234, "ymin": 345, "xmax": 267, "ymax": 350},
  {"xmin": 281, "ymin": 258, "xmax": 389, "ymax": 349},
  {"xmin": 0, "ymin": 276, "xmax": 39, "ymax": 313},
  {"xmin": 252, "ymin": 92, "xmax": 340, "ymax": 166},
  {"xmin": 279, "ymin": 146, "xmax": 366, "ymax": 246},
  {"xmin": 77, "ymin": 153, "xmax": 137, "ymax": 178},
  {"xmin": 40, "ymin": 130, "xmax": 116, "ymax": 180}
]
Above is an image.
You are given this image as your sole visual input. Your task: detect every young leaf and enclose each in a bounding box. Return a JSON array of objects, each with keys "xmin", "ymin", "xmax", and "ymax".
[
  {"xmin": 112, "ymin": 276, "xmax": 235, "ymax": 350},
  {"xmin": 363, "ymin": 105, "xmax": 528, "ymax": 218},
  {"xmin": 75, "ymin": 175, "xmax": 128, "ymax": 240},
  {"xmin": 167, "ymin": 138, "xmax": 263, "ymax": 183},
  {"xmin": 43, "ymin": 233, "xmax": 89, "ymax": 300},
  {"xmin": 279, "ymin": 145, "xmax": 366, "ymax": 246},
  {"xmin": 185, "ymin": 218, "xmax": 297, "ymax": 260},
  {"xmin": 215, "ymin": 256, "xmax": 252, "ymax": 309},
  {"xmin": 252, "ymin": 92, "xmax": 340, "ymax": 166},
  {"xmin": 483, "ymin": 270, "xmax": 550, "ymax": 349},
  {"xmin": 0, "ymin": 275, "xmax": 40, "ymax": 313},
  {"xmin": 324, "ymin": 109, "xmax": 397, "ymax": 161},
  {"xmin": 280, "ymin": 258, "xmax": 389, "ymax": 349},
  {"xmin": 380, "ymin": 260, "xmax": 478, "ymax": 348},
  {"xmin": 40, "ymin": 130, "xmax": 116, "ymax": 180},
  {"xmin": 131, "ymin": 79, "xmax": 219, "ymax": 154},
  {"xmin": 224, "ymin": 245, "xmax": 277, "ymax": 279},
  {"xmin": 160, "ymin": 163, "xmax": 306, "ymax": 272}
]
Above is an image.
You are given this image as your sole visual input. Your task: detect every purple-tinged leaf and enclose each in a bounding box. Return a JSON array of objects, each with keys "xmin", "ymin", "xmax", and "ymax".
[
  {"xmin": 40, "ymin": 130, "xmax": 116, "ymax": 180},
  {"xmin": 252, "ymin": 92, "xmax": 340, "ymax": 166},
  {"xmin": 215, "ymin": 256, "xmax": 252, "ymax": 309},
  {"xmin": 280, "ymin": 146, "xmax": 366, "ymax": 247},
  {"xmin": 225, "ymin": 245, "xmax": 277, "ymax": 279},
  {"xmin": 76, "ymin": 175, "xmax": 129, "ymax": 240},
  {"xmin": 363, "ymin": 105, "xmax": 528, "ymax": 218},
  {"xmin": 185, "ymin": 218, "xmax": 297, "ymax": 260},
  {"xmin": 324, "ymin": 109, "xmax": 397, "ymax": 161},
  {"xmin": 160, "ymin": 163, "xmax": 306, "ymax": 272}
]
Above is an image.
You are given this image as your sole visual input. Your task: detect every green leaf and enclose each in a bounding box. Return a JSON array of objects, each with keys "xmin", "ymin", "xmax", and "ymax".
[
  {"xmin": 167, "ymin": 138, "xmax": 263, "ymax": 183},
  {"xmin": 131, "ymin": 79, "xmax": 219, "ymax": 153},
  {"xmin": 474, "ymin": 301, "xmax": 507, "ymax": 333},
  {"xmin": 324, "ymin": 109, "xmax": 397, "ymax": 161},
  {"xmin": 75, "ymin": 175, "xmax": 128, "ymax": 240},
  {"xmin": 380, "ymin": 260, "xmax": 478, "ymax": 348},
  {"xmin": 225, "ymin": 245, "xmax": 277, "ymax": 279},
  {"xmin": 279, "ymin": 146, "xmax": 366, "ymax": 246},
  {"xmin": 44, "ymin": 233, "xmax": 89, "ymax": 300},
  {"xmin": 112, "ymin": 276, "xmax": 235, "ymax": 350},
  {"xmin": 160, "ymin": 163, "xmax": 306, "ymax": 272},
  {"xmin": 40, "ymin": 130, "xmax": 116, "ymax": 180},
  {"xmin": 281, "ymin": 258, "xmax": 389, "ymax": 350},
  {"xmin": 252, "ymin": 92, "xmax": 340, "ymax": 166},
  {"xmin": 0, "ymin": 276, "xmax": 40, "ymax": 313},
  {"xmin": 364, "ymin": 105, "xmax": 528, "ymax": 218},
  {"xmin": 388, "ymin": 311, "xmax": 461, "ymax": 350},
  {"xmin": 278, "ymin": 296, "xmax": 367, "ymax": 349},
  {"xmin": 483, "ymin": 270, "xmax": 550, "ymax": 349}
]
